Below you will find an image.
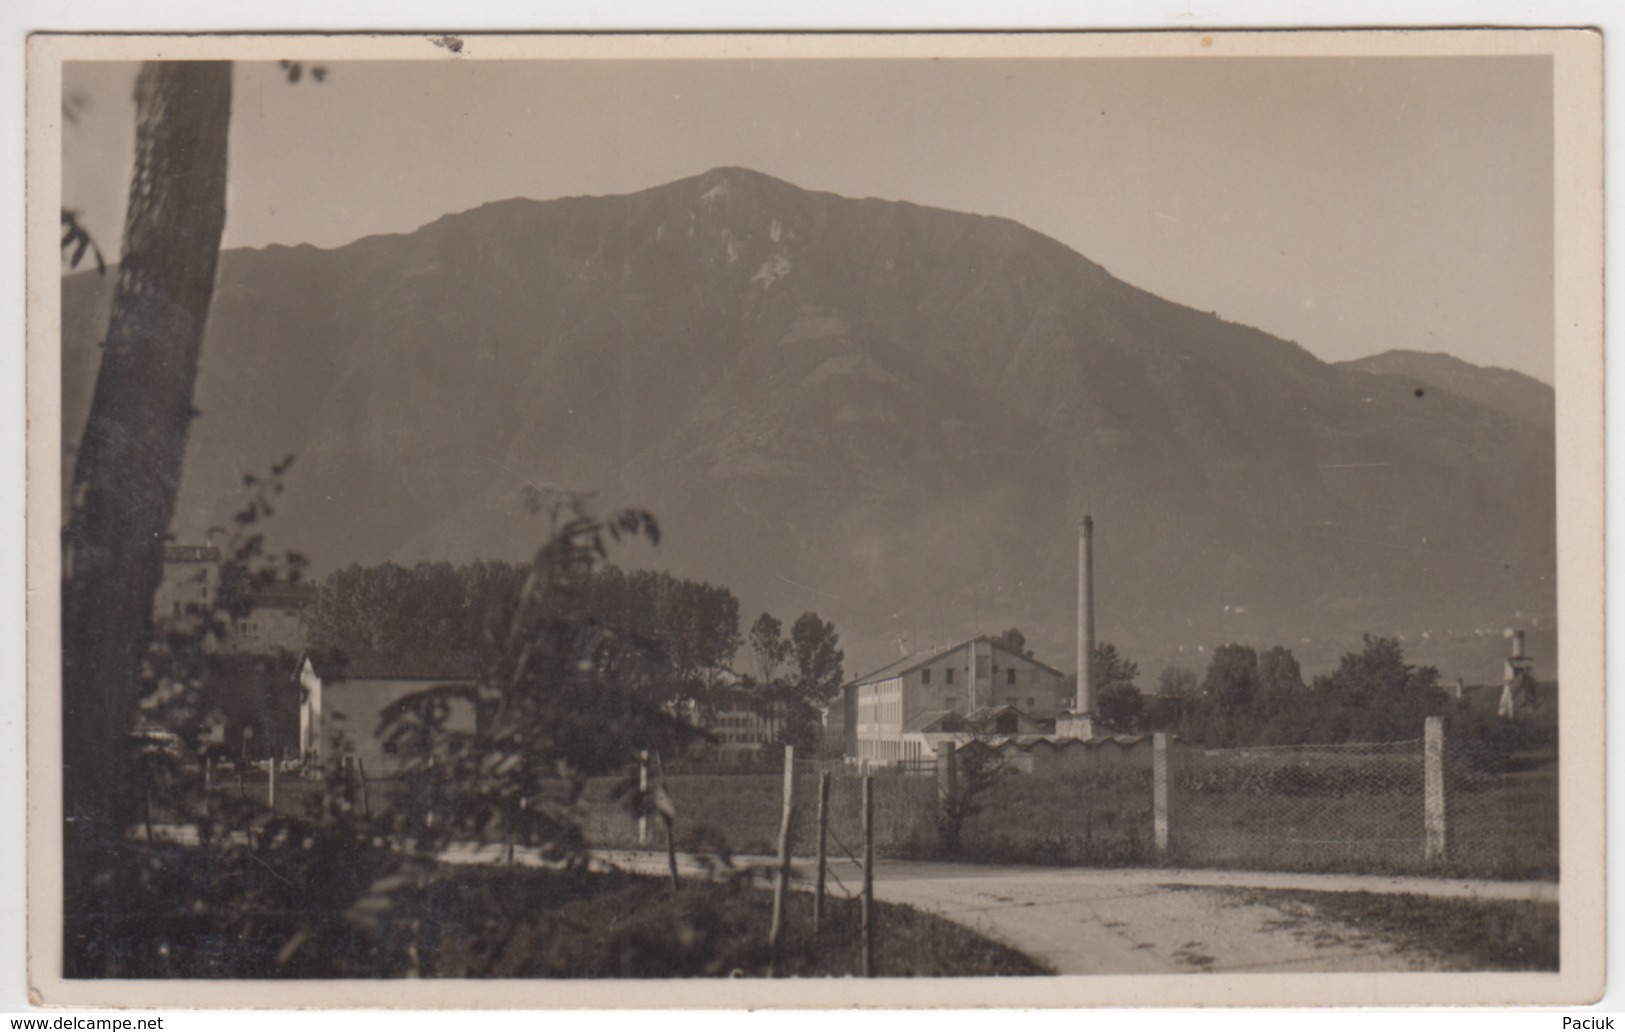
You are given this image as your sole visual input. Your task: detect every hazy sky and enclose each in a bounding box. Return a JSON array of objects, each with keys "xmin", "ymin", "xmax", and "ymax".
[{"xmin": 63, "ymin": 56, "xmax": 1554, "ymax": 381}]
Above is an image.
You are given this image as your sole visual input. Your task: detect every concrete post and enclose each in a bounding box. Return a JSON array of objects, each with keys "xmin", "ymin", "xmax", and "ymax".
[
  {"xmin": 1152, "ymin": 732, "xmax": 1170, "ymax": 858},
  {"xmin": 1424, "ymin": 716, "xmax": 1446, "ymax": 861},
  {"xmin": 936, "ymin": 740, "xmax": 959, "ymax": 816}
]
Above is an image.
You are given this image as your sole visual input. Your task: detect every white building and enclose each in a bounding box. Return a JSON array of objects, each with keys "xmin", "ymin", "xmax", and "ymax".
[{"xmin": 851, "ymin": 636, "xmax": 1067, "ymax": 765}]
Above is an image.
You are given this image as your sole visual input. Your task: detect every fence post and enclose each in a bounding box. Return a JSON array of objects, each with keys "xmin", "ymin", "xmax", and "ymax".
[
  {"xmin": 356, "ymin": 757, "xmax": 371, "ymax": 819},
  {"xmin": 1152, "ymin": 732, "xmax": 1170, "ymax": 859},
  {"xmin": 861, "ymin": 772, "xmax": 875, "ymax": 978},
  {"xmin": 268, "ymin": 754, "xmax": 278, "ymax": 811},
  {"xmin": 814, "ymin": 770, "xmax": 831, "ymax": 934},
  {"xmin": 1424, "ymin": 716, "xmax": 1446, "ymax": 861},
  {"xmin": 768, "ymin": 744, "xmax": 796, "ymax": 973},
  {"xmin": 935, "ymin": 741, "xmax": 959, "ymax": 816},
  {"xmin": 654, "ymin": 750, "xmax": 679, "ymax": 892},
  {"xmin": 638, "ymin": 750, "xmax": 650, "ymax": 845}
]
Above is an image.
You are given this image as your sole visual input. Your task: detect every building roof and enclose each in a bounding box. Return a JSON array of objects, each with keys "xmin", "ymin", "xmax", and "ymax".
[
  {"xmin": 164, "ymin": 545, "xmax": 221, "ymax": 563},
  {"xmin": 851, "ymin": 635, "xmax": 1068, "ymax": 686},
  {"xmin": 303, "ymin": 650, "xmax": 480, "ymax": 682},
  {"xmin": 903, "ymin": 709, "xmax": 962, "ymax": 733}
]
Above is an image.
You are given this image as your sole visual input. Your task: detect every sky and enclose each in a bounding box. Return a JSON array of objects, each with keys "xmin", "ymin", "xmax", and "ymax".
[{"xmin": 62, "ymin": 55, "xmax": 1555, "ymax": 382}]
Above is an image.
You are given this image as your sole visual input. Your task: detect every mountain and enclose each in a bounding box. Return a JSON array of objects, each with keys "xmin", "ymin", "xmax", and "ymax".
[
  {"xmin": 61, "ymin": 167, "xmax": 1557, "ymax": 683},
  {"xmin": 1338, "ymin": 350, "xmax": 1554, "ymax": 433}
]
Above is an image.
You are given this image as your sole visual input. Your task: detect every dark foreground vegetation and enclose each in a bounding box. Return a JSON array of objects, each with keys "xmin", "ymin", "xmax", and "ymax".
[
  {"xmin": 1226, "ymin": 888, "xmax": 1559, "ymax": 972},
  {"xmin": 67, "ymin": 845, "xmax": 1047, "ymax": 979}
]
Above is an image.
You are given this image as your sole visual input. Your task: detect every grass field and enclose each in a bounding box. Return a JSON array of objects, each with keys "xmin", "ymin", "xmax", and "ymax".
[
  {"xmin": 1220, "ymin": 888, "xmax": 1559, "ymax": 971},
  {"xmin": 1167, "ymin": 749, "xmax": 1557, "ymax": 880},
  {"xmin": 414, "ymin": 867, "xmax": 1051, "ymax": 978}
]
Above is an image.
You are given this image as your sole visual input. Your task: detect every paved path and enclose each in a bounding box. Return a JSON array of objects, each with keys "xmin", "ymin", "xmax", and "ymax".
[{"xmin": 572, "ymin": 850, "xmax": 1556, "ymax": 975}]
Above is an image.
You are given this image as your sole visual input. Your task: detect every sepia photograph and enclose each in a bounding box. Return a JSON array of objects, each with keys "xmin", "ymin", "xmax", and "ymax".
[{"xmin": 24, "ymin": 30, "xmax": 1604, "ymax": 1008}]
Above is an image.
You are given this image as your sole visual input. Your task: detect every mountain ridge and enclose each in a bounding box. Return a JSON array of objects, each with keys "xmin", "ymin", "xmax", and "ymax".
[{"xmin": 61, "ymin": 166, "xmax": 1556, "ymax": 683}]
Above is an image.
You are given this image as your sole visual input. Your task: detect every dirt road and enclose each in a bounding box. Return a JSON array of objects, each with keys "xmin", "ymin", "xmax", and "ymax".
[{"xmin": 579, "ymin": 850, "xmax": 1554, "ymax": 975}]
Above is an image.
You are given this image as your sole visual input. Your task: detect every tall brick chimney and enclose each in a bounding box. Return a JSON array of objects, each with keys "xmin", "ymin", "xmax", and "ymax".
[{"xmin": 1075, "ymin": 515, "xmax": 1097, "ymax": 735}]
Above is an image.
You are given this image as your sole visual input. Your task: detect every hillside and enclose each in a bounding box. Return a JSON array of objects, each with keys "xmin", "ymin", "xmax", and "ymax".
[
  {"xmin": 1338, "ymin": 349, "xmax": 1554, "ymax": 432},
  {"xmin": 61, "ymin": 167, "xmax": 1557, "ymax": 682}
]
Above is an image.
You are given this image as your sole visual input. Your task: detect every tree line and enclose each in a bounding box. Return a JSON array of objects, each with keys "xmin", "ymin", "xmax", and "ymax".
[
  {"xmin": 1082, "ymin": 633, "xmax": 1542, "ymax": 759},
  {"xmin": 304, "ymin": 558, "xmax": 844, "ymax": 753}
]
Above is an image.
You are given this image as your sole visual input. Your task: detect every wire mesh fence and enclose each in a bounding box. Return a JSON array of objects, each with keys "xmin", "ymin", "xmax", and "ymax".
[
  {"xmin": 948, "ymin": 763, "xmax": 1156, "ymax": 866},
  {"xmin": 1443, "ymin": 731, "xmax": 1559, "ymax": 880},
  {"xmin": 207, "ymin": 718, "xmax": 1556, "ymax": 883},
  {"xmin": 576, "ymin": 757, "xmax": 937, "ymax": 859},
  {"xmin": 1167, "ymin": 738, "xmax": 1427, "ymax": 873}
]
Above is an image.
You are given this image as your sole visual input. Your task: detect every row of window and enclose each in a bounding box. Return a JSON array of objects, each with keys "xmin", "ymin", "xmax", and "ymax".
[{"xmin": 921, "ymin": 666, "xmax": 1039, "ymax": 686}]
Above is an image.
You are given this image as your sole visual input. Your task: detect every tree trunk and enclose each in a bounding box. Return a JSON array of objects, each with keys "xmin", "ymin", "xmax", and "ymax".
[{"xmin": 61, "ymin": 62, "xmax": 232, "ymax": 933}]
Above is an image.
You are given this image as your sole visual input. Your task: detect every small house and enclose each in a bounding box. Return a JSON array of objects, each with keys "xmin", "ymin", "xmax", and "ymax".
[{"xmin": 296, "ymin": 651, "xmax": 479, "ymax": 775}]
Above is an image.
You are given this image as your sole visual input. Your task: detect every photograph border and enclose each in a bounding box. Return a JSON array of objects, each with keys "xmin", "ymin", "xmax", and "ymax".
[{"xmin": 24, "ymin": 27, "xmax": 1605, "ymax": 1008}]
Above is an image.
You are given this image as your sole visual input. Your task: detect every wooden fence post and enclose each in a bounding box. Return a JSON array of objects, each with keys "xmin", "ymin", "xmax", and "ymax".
[
  {"xmin": 268, "ymin": 755, "xmax": 278, "ymax": 811},
  {"xmin": 1152, "ymin": 732, "xmax": 1170, "ymax": 859},
  {"xmin": 814, "ymin": 770, "xmax": 831, "ymax": 934},
  {"xmin": 638, "ymin": 749, "xmax": 650, "ymax": 846},
  {"xmin": 861, "ymin": 772, "xmax": 875, "ymax": 978},
  {"xmin": 1424, "ymin": 716, "xmax": 1446, "ymax": 861},
  {"xmin": 356, "ymin": 757, "xmax": 371, "ymax": 819},
  {"xmin": 768, "ymin": 744, "xmax": 796, "ymax": 972}
]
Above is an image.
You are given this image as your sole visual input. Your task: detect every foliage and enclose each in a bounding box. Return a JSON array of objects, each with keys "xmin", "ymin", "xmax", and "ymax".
[
  {"xmin": 1170, "ymin": 636, "xmax": 1463, "ymax": 748},
  {"xmin": 1202, "ymin": 643, "xmax": 1259, "ymax": 715},
  {"xmin": 305, "ymin": 560, "xmax": 742, "ymax": 715},
  {"xmin": 76, "ymin": 861, "xmax": 1051, "ymax": 978},
  {"xmin": 1094, "ymin": 642, "xmax": 1140, "ymax": 693},
  {"xmin": 936, "ymin": 738, "xmax": 1014, "ymax": 855},
  {"xmin": 988, "ymin": 627, "xmax": 1033, "ymax": 658},
  {"xmin": 1083, "ymin": 642, "xmax": 1143, "ymax": 730},
  {"xmin": 1157, "ymin": 665, "xmax": 1199, "ymax": 698},
  {"xmin": 740, "ymin": 609, "xmax": 845, "ymax": 751},
  {"xmin": 377, "ymin": 494, "xmax": 702, "ymax": 864},
  {"xmin": 69, "ymin": 460, "xmax": 401, "ymax": 977},
  {"xmin": 790, "ymin": 612, "xmax": 846, "ymax": 707},
  {"xmin": 1096, "ymin": 682, "xmax": 1145, "ymax": 733}
]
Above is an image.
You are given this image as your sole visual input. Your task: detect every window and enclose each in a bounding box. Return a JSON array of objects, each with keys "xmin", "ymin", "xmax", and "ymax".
[
  {"xmin": 921, "ymin": 669, "xmax": 931, "ymax": 685},
  {"xmin": 945, "ymin": 668, "xmax": 955, "ymax": 685},
  {"xmin": 200, "ymin": 586, "xmax": 208, "ymax": 598},
  {"xmin": 976, "ymin": 656, "xmax": 989, "ymax": 677},
  {"xmin": 1006, "ymin": 697, "xmax": 1017, "ymax": 708},
  {"xmin": 1007, "ymin": 668, "xmax": 1017, "ymax": 685},
  {"xmin": 1027, "ymin": 697, "xmax": 1036, "ymax": 709},
  {"xmin": 944, "ymin": 696, "xmax": 959, "ymax": 712}
]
